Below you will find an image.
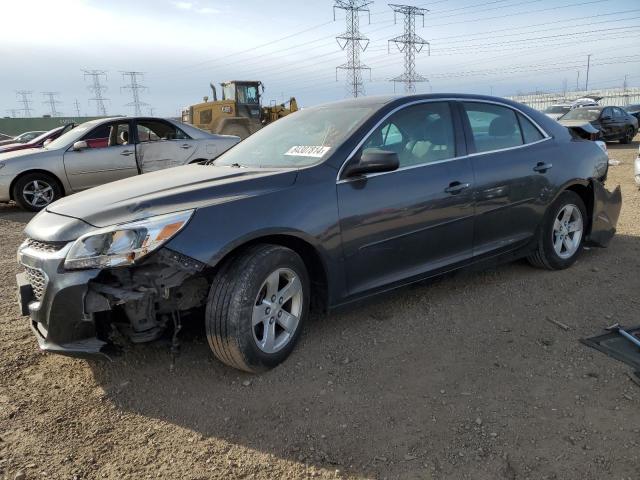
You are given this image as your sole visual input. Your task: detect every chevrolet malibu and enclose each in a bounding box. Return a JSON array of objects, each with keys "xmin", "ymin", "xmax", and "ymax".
[
  {"xmin": 17, "ymin": 94, "xmax": 621, "ymax": 372},
  {"xmin": 0, "ymin": 117, "xmax": 239, "ymax": 211}
]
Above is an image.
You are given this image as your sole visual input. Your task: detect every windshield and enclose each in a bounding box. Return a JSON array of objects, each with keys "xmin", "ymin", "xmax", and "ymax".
[
  {"xmin": 544, "ymin": 106, "xmax": 570, "ymax": 114},
  {"xmin": 560, "ymin": 108, "xmax": 601, "ymax": 121},
  {"xmin": 45, "ymin": 122, "xmax": 97, "ymax": 149},
  {"xmin": 215, "ymin": 105, "xmax": 375, "ymax": 168}
]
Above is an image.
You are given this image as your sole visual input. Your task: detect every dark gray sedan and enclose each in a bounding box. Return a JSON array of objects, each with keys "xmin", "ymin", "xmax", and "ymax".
[{"xmin": 17, "ymin": 94, "xmax": 621, "ymax": 372}]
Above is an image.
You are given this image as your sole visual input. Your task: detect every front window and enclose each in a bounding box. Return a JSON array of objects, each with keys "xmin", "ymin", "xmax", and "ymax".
[
  {"xmin": 216, "ymin": 105, "xmax": 375, "ymax": 168},
  {"xmin": 560, "ymin": 108, "xmax": 601, "ymax": 121},
  {"xmin": 363, "ymin": 102, "xmax": 456, "ymax": 167},
  {"xmin": 236, "ymin": 84, "xmax": 259, "ymax": 104}
]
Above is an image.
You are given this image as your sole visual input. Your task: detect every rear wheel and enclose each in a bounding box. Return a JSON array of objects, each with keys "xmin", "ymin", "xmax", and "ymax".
[
  {"xmin": 527, "ymin": 191, "xmax": 586, "ymax": 270},
  {"xmin": 620, "ymin": 127, "xmax": 635, "ymax": 144},
  {"xmin": 12, "ymin": 172, "xmax": 63, "ymax": 212},
  {"xmin": 205, "ymin": 244, "xmax": 309, "ymax": 372}
]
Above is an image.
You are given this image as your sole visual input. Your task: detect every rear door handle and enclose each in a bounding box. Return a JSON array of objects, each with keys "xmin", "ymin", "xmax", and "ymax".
[
  {"xmin": 120, "ymin": 150, "xmax": 134, "ymax": 156},
  {"xmin": 444, "ymin": 181, "xmax": 471, "ymax": 194},
  {"xmin": 533, "ymin": 162, "xmax": 552, "ymax": 173},
  {"xmin": 180, "ymin": 143, "xmax": 192, "ymax": 149}
]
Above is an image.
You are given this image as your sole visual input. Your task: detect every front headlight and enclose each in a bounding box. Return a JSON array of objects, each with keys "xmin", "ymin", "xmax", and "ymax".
[{"xmin": 64, "ymin": 210, "xmax": 194, "ymax": 270}]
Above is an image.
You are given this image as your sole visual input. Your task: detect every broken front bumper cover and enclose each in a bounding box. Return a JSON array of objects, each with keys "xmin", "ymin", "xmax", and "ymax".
[
  {"xmin": 16, "ymin": 241, "xmax": 112, "ymax": 357},
  {"xmin": 17, "ymin": 239, "xmax": 206, "ymax": 357},
  {"xmin": 585, "ymin": 180, "xmax": 622, "ymax": 247}
]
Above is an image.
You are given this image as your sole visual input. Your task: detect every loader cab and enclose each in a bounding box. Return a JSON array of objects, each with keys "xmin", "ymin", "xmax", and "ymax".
[{"xmin": 221, "ymin": 81, "xmax": 262, "ymax": 120}]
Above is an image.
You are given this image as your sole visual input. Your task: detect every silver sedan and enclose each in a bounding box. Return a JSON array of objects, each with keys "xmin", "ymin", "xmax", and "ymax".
[{"xmin": 0, "ymin": 117, "xmax": 240, "ymax": 211}]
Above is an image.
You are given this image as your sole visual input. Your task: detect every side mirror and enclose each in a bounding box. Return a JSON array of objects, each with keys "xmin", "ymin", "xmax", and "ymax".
[
  {"xmin": 72, "ymin": 140, "xmax": 88, "ymax": 151},
  {"xmin": 343, "ymin": 149, "xmax": 399, "ymax": 178}
]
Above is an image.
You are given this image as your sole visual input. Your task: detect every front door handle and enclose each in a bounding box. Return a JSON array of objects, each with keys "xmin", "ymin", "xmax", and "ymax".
[
  {"xmin": 180, "ymin": 143, "xmax": 192, "ymax": 149},
  {"xmin": 533, "ymin": 162, "xmax": 552, "ymax": 173},
  {"xmin": 120, "ymin": 150, "xmax": 134, "ymax": 156},
  {"xmin": 444, "ymin": 181, "xmax": 471, "ymax": 194}
]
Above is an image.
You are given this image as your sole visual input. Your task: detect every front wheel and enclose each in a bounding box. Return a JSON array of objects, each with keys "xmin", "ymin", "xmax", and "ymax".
[
  {"xmin": 527, "ymin": 191, "xmax": 587, "ymax": 270},
  {"xmin": 205, "ymin": 244, "xmax": 309, "ymax": 372},
  {"xmin": 12, "ymin": 172, "xmax": 63, "ymax": 212}
]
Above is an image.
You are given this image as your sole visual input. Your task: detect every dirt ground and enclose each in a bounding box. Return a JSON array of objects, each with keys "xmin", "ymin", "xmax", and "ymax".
[{"xmin": 1, "ymin": 138, "xmax": 639, "ymax": 480}]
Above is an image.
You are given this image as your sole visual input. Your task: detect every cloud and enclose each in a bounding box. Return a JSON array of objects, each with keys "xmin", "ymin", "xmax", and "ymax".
[
  {"xmin": 172, "ymin": 1, "xmax": 193, "ymax": 9},
  {"xmin": 197, "ymin": 7, "xmax": 219, "ymax": 14}
]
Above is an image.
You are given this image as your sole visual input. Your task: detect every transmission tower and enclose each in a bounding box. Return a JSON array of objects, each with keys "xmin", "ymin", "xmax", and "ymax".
[
  {"xmin": 83, "ymin": 70, "xmax": 109, "ymax": 116},
  {"xmin": 15, "ymin": 91, "xmax": 33, "ymax": 117},
  {"xmin": 74, "ymin": 99, "xmax": 82, "ymax": 117},
  {"xmin": 6, "ymin": 109, "xmax": 20, "ymax": 118},
  {"xmin": 388, "ymin": 4, "xmax": 430, "ymax": 93},
  {"xmin": 41, "ymin": 92, "xmax": 62, "ymax": 117},
  {"xmin": 121, "ymin": 71, "xmax": 149, "ymax": 116},
  {"xmin": 334, "ymin": 0, "xmax": 372, "ymax": 98}
]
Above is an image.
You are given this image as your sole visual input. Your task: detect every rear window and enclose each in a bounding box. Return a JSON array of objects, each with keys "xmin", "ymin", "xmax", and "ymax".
[
  {"xmin": 560, "ymin": 109, "xmax": 601, "ymax": 121},
  {"xmin": 518, "ymin": 113, "xmax": 544, "ymax": 144}
]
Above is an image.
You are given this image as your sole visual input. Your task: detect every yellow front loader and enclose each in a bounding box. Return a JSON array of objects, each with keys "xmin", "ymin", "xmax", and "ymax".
[{"xmin": 182, "ymin": 81, "xmax": 298, "ymax": 140}]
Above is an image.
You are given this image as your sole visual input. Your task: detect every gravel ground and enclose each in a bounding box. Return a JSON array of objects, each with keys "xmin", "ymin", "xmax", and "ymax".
[{"xmin": 1, "ymin": 138, "xmax": 639, "ymax": 480}]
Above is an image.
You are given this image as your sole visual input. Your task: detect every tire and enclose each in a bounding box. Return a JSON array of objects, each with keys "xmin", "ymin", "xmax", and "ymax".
[
  {"xmin": 527, "ymin": 191, "xmax": 587, "ymax": 270},
  {"xmin": 620, "ymin": 127, "xmax": 634, "ymax": 144},
  {"xmin": 12, "ymin": 172, "xmax": 63, "ymax": 212},
  {"xmin": 205, "ymin": 244, "xmax": 310, "ymax": 372}
]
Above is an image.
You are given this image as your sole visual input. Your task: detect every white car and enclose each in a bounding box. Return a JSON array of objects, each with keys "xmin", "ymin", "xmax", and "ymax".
[{"xmin": 0, "ymin": 117, "xmax": 240, "ymax": 211}]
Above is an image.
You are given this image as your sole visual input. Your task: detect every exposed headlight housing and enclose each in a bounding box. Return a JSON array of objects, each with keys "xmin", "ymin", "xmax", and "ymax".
[{"xmin": 64, "ymin": 210, "xmax": 194, "ymax": 270}]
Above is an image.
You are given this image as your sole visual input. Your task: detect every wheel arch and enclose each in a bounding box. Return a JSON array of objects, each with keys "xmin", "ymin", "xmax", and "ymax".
[
  {"xmin": 557, "ymin": 179, "xmax": 594, "ymax": 235},
  {"xmin": 9, "ymin": 169, "xmax": 66, "ymax": 201},
  {"xmin": 209, "ymin": 233, "xmax": 330, "ymax": 312}
]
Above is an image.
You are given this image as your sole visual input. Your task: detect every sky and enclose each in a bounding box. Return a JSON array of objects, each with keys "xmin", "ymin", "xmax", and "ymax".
[{"xmin": 1, "ymin": 0, "xmax": 639, "ymax": 117}]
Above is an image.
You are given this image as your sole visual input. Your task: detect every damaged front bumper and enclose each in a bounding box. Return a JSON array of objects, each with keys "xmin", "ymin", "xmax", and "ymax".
[
  {"xmin": 17, "ymin": 240, "xmax": 207, "ymax": 358},
  {"xmin": 16, "ymin": 241, "xmax": 109, "ymax": 357},
  {"xmin": 585, "ymin": 180, "xmax": 622, "ymax": 247}
]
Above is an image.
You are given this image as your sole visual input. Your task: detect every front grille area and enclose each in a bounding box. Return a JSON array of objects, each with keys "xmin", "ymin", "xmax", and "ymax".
[
  {"xmin": 24, "ymin": 238, "xmax": 66, "ymax": 253},
  {"xmin": 24, "ymin": 266, "xmax": 47, "ymax": 300}
]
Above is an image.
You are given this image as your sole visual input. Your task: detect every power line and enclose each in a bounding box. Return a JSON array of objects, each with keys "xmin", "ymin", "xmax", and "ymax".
[
  {"xmin": 334, "ymin": 0, "xmax": 373, "ymax": 97},
  {"xmin": 41, "ymin": 92, "xmax": 62, "ymax": 117},
  {"xmin": 121, "ymin": 71, "xmax": 148, "ymax": 116},
  {"xmin": 83, "ymin": 70, "xmax": 109, "ymax": 116},
  {"xmin": 74, "ymin": 99, "xmax": 81, "ymax": 117},
  {"xmin": 388, "ymin": 4, "xmax": 430, "ymax": 93},
  {"xmin": 15, "ymin": 90, "xmax": 33, "ymax": 118}
]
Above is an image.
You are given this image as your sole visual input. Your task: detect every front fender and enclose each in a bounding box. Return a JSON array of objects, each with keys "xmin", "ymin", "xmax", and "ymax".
[{"xmin": 585, "ymin": 180, "xmax": 621, "ymax": 247}]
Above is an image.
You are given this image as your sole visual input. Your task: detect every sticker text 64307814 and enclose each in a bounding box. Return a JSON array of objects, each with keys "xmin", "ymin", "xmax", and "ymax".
[{"xmin": 284, "ymin": 146, "xmax": 331, "ymax": 158}]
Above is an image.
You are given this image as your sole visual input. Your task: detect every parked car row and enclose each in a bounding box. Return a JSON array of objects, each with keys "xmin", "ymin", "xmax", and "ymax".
[
  {"xmin": 0, "ymin": 117, "xmax": 240, "ymax": 211},
  {"xmin": 558, "ymin": 105, "xmax": 638, "ymax": 144},
  {"xmin": 0, "ymin": 124, "xmax": 75, "ymax": 154},
  {"xmin": 0, "ymin": 130, "xmax": 46, "ymax": 147},
  {"xmin": 15, "ymin": 94, "xmax": 621, "ymax": 372}
]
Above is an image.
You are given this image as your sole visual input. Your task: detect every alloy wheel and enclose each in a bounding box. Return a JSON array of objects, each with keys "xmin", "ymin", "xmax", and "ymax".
[
  {"xmin": 252, "ymin": 267, "xmax": 303, "ymax": 354},
  {"xmin": 22, "ymin": 180, "xmax": 54, "ymax": 208},
  {"xmin": 552, "ymin": 204, "xmax": 583, "ymax": 259}
]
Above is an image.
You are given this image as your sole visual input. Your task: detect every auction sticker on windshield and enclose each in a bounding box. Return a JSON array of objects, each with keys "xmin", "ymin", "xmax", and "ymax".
[{"xmin": 284, "ymin": 146, "xmax": 331, "ymax": 158}]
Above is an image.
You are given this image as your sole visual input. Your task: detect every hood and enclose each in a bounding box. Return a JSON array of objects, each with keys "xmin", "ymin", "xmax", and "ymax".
[
  {"xmin": 0, "ymin": 143, "xmax": 34, "ymax": 153},
  {"xmin": 46, "ymin": 164, "xmax": 298, "ymax": 228},
  {"xmin": 0, "ymin": 147, "xmax": 49, "ymax": 162}
]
